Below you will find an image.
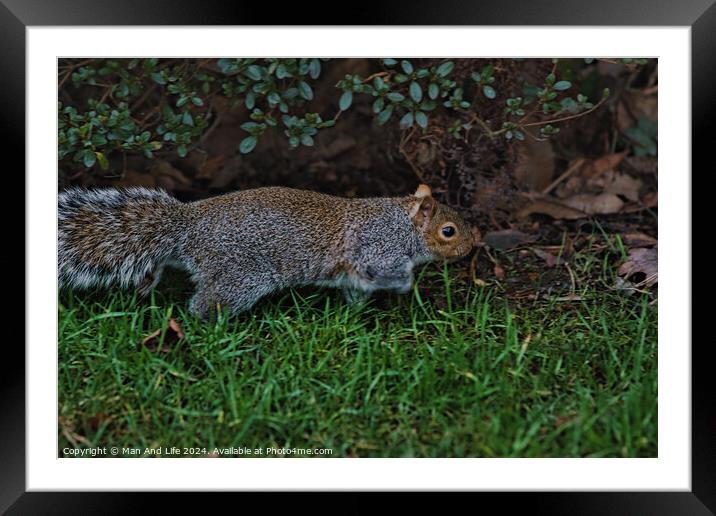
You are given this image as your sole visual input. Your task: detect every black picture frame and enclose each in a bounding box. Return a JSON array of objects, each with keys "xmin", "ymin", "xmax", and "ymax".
[{"xmin": 5, "ymin": 0, "xmax": 712, "ymax": 512}]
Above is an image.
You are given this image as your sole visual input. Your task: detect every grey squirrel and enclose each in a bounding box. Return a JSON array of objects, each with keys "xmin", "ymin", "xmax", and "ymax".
[{"xmin": 58, "ymin": 184, "xmax": 474, "ymax": 318}]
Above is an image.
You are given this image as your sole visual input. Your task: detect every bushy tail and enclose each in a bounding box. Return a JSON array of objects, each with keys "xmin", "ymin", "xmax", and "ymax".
[{"xmin": 58, "ymin": 187, "xmax": 184, "ymax": 291}]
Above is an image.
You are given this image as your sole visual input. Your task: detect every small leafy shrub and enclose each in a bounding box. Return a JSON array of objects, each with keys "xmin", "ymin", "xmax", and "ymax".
[
  {"xmin": 58, "ymin": 58, "xmax": 332, "ymax": 178},
  {"xmin": 58, "ymin": 57, "xmax": 650, "ymax": 194}
]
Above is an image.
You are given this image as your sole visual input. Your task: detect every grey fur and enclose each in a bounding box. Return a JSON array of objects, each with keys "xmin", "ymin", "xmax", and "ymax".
[{"xmin": 58, "ymin": 186, "xmax": 473, "ymax": 318}]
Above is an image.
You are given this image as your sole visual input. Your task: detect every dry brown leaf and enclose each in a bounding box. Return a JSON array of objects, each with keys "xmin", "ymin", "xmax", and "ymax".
[
  {"xmin": 578, "ymin": 151, "xmax": 626, "ymax": 179},
  {"xmin": 482, "ymin": 229, "xmax": 537, "ymax": 250},
  {"xmin": 618, "ymin": 247, "xmax": 658, "ymax": 287},
  {"xmin": 513, "ymin": 132, "xmax": 555, "ymax": 192},
  {"xmin": 517, "ymin": 199, "xmax": 587, "ymax": 220},
  {"xmin": 623, "ymin": 155, "xmax": 658, "ymax": 176},
  {"xmin": 555, "ymin": 153, "xmax": 627, "ymax": 199},
  {"xmin": 562, "ymin": 193, "xmax": 625, "ymax": 215},
  {"xmin": 532, "ymin": 248, "xmax": 562, "ymax": 267},
  {"xmin": 620, "ymin": 233, "xmax": 658, "ymax": 248},
  {"xmin": 642, "ymin": 191, "xmax": 658, "ymax": 208},
  {"xmin": 142, "ymin": 318, "xmax": 185, "ymax": 352},
  {"xmin": 605, "ymin": 173, "xmax": 643, "ymax": 202},
  {"xmin": 581, "ymin": 152, "xmax": 627, "ymax": 179},
  {"xmin": 621, "ymin": 191, "xmax": 658, "ymax": 213},
  {"xmin": 493, "ymin": 263, "xmax": 505, "ymax": 279}
]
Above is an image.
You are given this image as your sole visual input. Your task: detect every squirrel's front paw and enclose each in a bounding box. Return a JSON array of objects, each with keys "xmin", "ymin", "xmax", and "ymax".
[{"xmin": 342, "ymin": 287, "xmax": 371, "ymax": 305}]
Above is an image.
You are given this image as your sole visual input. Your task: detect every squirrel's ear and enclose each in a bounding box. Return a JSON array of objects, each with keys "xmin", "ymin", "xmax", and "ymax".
[
  {"xmin": 408, "ymin": 184, "xmax": 433, "ymax": 219},
  {"xmin": 414, "ymin": 184, "xmax": 432, "ymax": 199},
  {"xmin": 408, "ymin": 189, "xmax": 437, "ymax": 228}
]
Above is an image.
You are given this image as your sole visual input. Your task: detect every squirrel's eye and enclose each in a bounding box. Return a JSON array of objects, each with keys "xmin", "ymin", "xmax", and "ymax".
[{"xmin": 441, "ymin": 225, "xmax": 456, "ymax": 238}]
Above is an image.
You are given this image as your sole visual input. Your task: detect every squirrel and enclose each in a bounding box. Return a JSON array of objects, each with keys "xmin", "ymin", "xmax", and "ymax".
[{"xmin": 58, "ymin": 184, "xmax": 474, "ymax": 318}]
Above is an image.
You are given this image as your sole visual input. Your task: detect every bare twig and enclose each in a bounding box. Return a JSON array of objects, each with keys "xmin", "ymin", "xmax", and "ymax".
[
  {"xmin": 541, "ymin": 158, "xmax": 585, "ymax": 196},
  {"xmin": 522, "ymin": 95, "xmax": 609, "ymax": 129}
]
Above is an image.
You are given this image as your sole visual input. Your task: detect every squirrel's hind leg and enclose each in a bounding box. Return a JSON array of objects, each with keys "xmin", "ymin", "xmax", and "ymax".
[{"xmin": 189, "ymin": 275, "xmax": 275, "ymax": 319}]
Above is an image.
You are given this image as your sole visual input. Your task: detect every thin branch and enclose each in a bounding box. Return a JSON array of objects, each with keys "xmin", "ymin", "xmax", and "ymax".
[{"xmin": 521, "ymin": 95, "xmax": 609, "ymax": 129}]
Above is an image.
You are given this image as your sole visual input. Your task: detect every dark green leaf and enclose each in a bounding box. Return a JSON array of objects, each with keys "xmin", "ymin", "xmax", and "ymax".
[
  {"xmin": 373, "ymin": 97, "xmax": 384, "ymax": 114},
  {"xmin": 428, "ymin": 83, "xmax": 439, "ymax": 100},
  {"xmin": 282, "ymin": 88, "xmax": 299, "ymax": 100},
  {"xmin": 298, "ymin": 81, "xmax": 313, "ymax": 100},
  {"xmin": 245, "ymin": 92, "xmax": 255, "ymax": 110},
  {"xmin": 399, "ymin": 112, "xmax": 414, "ymax": 129},
  {"xmin": 409, "ymin": 82, "xmax": 423, "ymax": 103},
  {"xmin": 246, "ymin": 65, "xmax": 262, "ymax": 80},
  {"xmin": 339, "ymin": 91, "xmax": 353, "ymax": 111},
  {"xmin": 308, "ymin": 59, "xmax": 321, "ymax": 79},
  {"xmin": 401, "ymin": 60, "xmax": 414, "ymax": 74},
  {"xmin": 436, "ymin": 61, "xmax": 454, "ymax": 77},
  {"xmin": 415, "ymin": 111, "xmax": 428, "ymax": 129},
  {"xmin": 267, "ymin": 92, "xmax": 281, "ymax": 105},
  {"xmin": 553, "ymin": 81, "xmax": 572, "ymax": 91},
  {"xmin": 376, "ymin": 107, "xmax": 393, "ymax": 125},
  {"xmin": 82, "ymin": 149, "xmax": 96, "ymax": 168},
  {"xmin": 239, "ymin": 136, "xmax": 258, "ymax": 154}
]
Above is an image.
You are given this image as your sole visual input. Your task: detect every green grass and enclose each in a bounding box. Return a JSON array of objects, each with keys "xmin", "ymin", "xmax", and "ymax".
[{"xmin": 58, "ymin": 264, "xmax": 657, "ymax": 458}]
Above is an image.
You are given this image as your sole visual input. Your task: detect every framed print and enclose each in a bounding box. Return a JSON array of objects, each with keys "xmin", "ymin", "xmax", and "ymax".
[{"xmin": 5, "ymin": 0, "xmax": 713, "ymax": 512}]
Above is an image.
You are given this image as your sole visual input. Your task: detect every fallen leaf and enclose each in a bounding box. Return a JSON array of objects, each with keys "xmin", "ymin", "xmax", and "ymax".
[
  {"xmin": 623, "ymin": 155, "xmax": 658, "ymax": 176},
  {"xmin": 517, "ymin": 199, "xmax": 587, "ymax": 220},
  {"xmin": 556, "ymin": 153, "xmax": 627, "ymax": 199},
  {"xmin": 562, "ymin": 193, "xmax": 625, "ymax": 215},
  {"xmin": 532, "ymin": 248, "xmax": 562, "ymax": 267},
  {"xmin": 642, "ymin": 191, "xmax": 658, "ymax": 208},
  {"xmin": 142, "ymin": 318, "xmax": 185, "ymax": 352},
  {"xmin": 605, "ymin": 173, "xmax": 642, "ymax": 202},
  {"xmin": 482, "ymin": 229, "xmax": 537, "ymax": 250},
  {"xmin": 621, "ymin": 191, "xmax": 658, "ymax": 213},
  {"xmin": 513, "ymin": 131, "xmax": 555, "ymax": 192},
  {"xmin": 581, "ymin": 152, "xmax": 627, "ymax": 179},
  {"xmin": 620, "ymin": 233, "xmax": 657, "ymax": 248},
  {"xmin": 618, "ymin": 247, "xmax": 658, "ymax": 287}
]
